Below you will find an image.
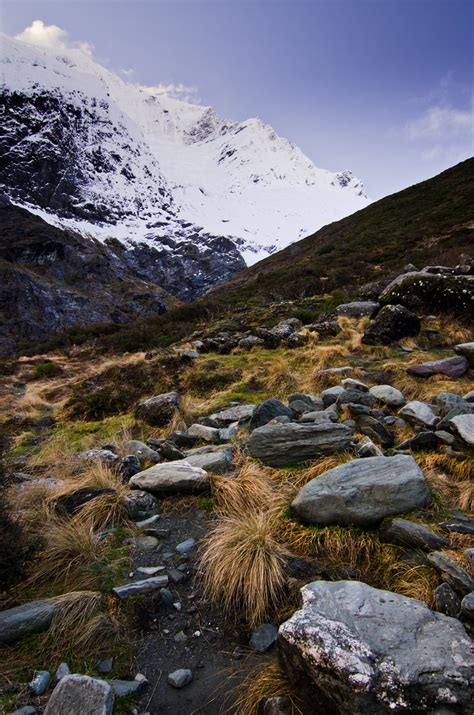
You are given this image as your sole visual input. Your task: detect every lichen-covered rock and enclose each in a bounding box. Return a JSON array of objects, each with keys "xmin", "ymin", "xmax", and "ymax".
[
  {"xmin": 135, "ymin": 392, "xmax": 180, "ymax": 427},
  {"xmin": 335, "ymin": 301, "xmax": 379, "ymax": 318},
  {"xmin": 379, "ymin": 270, "xmax": 474, "ymax": 315},
  {"xmin": 362, "ymin": 304, "xmax": 420, "ymax": 345},
  {"xmin": 44, "ymin": 674, "xmax": 114, "ymax": 715},
  {"xmin": 278, "ymin": 580, "xmax": 474, "ymax": 714},
  {"xmin": 247, "ymin": 422, "xmax": 352, "ymax": 468},
  {"xmin": 292, "ymin": 455, "xmax": 430, "ymax": 526}
]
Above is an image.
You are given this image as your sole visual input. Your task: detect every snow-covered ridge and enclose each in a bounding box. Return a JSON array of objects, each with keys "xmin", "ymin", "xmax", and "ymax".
[{"xmin": 0, "ymin": 33, "xmax": 369, "ymax": 266}]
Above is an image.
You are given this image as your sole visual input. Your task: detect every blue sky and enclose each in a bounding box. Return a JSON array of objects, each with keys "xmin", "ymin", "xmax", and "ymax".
[{"xmin": 1, "ymin": 0, "xmax": 472, "ymax": 198}]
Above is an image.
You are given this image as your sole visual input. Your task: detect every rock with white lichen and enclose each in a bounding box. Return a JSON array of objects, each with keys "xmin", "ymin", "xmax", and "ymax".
[{"xmin": 278, "ymin": 580, "xmax": 474, "ymax": 714}]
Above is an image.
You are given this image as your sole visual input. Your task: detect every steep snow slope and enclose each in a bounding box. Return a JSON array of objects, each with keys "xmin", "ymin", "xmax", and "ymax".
[{"xmin": 0, "ymin": 33, "xmax": 369, "ymax": 274}]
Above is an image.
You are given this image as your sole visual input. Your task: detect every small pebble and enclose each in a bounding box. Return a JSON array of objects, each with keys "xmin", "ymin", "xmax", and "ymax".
[
  {"xmin": 174, "ymin": 630, "xmax": 188, "ymax": 643},
  {"xmin": 167, "ymin": 669, "xmax": 193, "ymax": 688},
  {"xmin": 175, "ymin": 538, "xmax": 195, "ymax": 553}
]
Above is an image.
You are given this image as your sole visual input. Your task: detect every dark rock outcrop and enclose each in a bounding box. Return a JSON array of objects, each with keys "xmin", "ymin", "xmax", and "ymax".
[{"xmin": 362, "ymin": 304, "xmax": 420, "ymax": 345}]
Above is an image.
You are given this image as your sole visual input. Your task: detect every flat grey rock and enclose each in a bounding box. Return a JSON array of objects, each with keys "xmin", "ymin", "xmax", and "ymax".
[
  {"xmin": 187, "ymin": 423, "xmax": 221, "ymax": 443},
  {"xmin": 449, "ymin": 413, "xmax": 474, "ymax": 446},
  {"xmin": 184, "ymin": 448, "xmax": 233, "ymax": 473},
  {"xmin": 210, "ymin": 404, "xmax": 255, "ymax": 424},
  {"xmin": 123, "ymin": 440, "xmax": 160, "ymax": 464},
  {"xmin": 369, "ymin": 384, "xmax": 405, "ymax": 407},
  {"xmin": 129, "ymin": 461, "xmax": 209, "ymax": 494},
  {"xmin": 321, "ymin": 385, "xmax": 345, "ymax": 406},
  {"xmin": 108, "ymin": 680, "xmax": 143, "ymax": 697},
  {"xmin": 44, "ymin": 675, "xmax": 114, "ymax": 715},
  {"xmin": 427, "ymin": 551, "xmax": 474, "ymax": 595},
  {"xmin": 380, "ymin": 518, "xmax": 449, "ymax": 550},
  {"xmin": 399, "ymin": 400, "xmax": 438, "ymax": 429},
  {"xmin": 335, "ymin": 300, "xmax": 379, "ymax": 317},
  {"xmin": 112, "ymin": 575, "xmax": 169, "ymax": 600},
  {"xmin": 0, "ymin": 599, "xmax": 56, "ymax": 644},
  {"xmin": 454, "ymin": 341, "xmax": 474, "ymax": 367},
  {"xmin": 247, "ymin": 422, "xmax": 352, "ymax": 467},
  {"xmin": 292, "ymin": 455, "xmax": 430, "ymax": 526},
  {"xmin": 278, "ymin": 580, "xmax": 474, "ymax": 714},
  {"xmin": 249, "ymin": 623, "xmax": 278, "ymax": 652}
]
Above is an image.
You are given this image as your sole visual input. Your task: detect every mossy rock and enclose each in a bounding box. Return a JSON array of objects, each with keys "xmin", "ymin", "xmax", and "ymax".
[{"xmin": 379, "ymin": 271, "xmax": 473, "ymax": 315}]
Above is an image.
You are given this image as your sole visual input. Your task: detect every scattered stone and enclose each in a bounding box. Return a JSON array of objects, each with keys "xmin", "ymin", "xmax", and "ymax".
[
  {"xmin": 250, "ymin": 399, "xmax": 294, "ymax": 430},
  {"xmin": 187, "ymin": 423, "xmax": 221, "ymax": 443},
  {"xmin": 348, "ymin": 407, "xmax": 394, "ymax": 447},
  {"xmin": 262, "ymin": 697, "xmax": 291, "ymax": 715},
  {"xmin": 95, "ymin": 658, "xmax": 113, "ymax": 675},
  {"xmin": 167, "ymin": 431, "xmax": 200, "ymax": 448},
  {"xmin": 335, "ymin": 300, "xmax": 379, "ymax": 317},
  {"xmin": 433, "ymin": 391, "xmax": 468, "ymax": 416},
  {"xmin": 12, "ymin": 708, "xmax": 37, "ymax": 715},
  {"xmin": 355, "ymin": 436, "xmax": 384, "ymax": 458},
  {"xmin": 399, "ymin": 400, "xmax": 438, "ymax": 429},
  {"xmin": 320, "ymin": 385, "xmax": 345, "ymax": 407},
  {"xmin": 76, "ymin": 448, "xmax": 118, "ymax": 465},
  {"xmin": 210, "ymin": 404, "xmax": 255, "ymax": 424},
  {"xmin": 135, "ymin": 392, "xmax": 180, "ymax": 427},
  {"xmin": 176, "ymin": 348, "xmax": 199, "ymax": 361},
  {"xmin": 461, "ymin": 592, "xmax": 474, "ymax": 619},
  {"xmin": 29, "ymin": 671, "xmax": 51, "ymax": 695},
  {"xmin": 129, "ymin": 535, "xmax": 159, "ymax": 550},
  {"xmin": 119, "ymin": 455, "xmax": 142, "ymax": 481},
  {"xmin": 122, "ymin": 490, "xmax": 158, "ymax": 519},
  {"xmin": 159, "ymin": 441, "xmax": 185, "ymax": 461},
  {"xmin": 247, "ymin": 422, "xmax": 353, "ymax": 468},
  {"xmin": 218, "ymin": 423, "xmax": 239, "ymax": 442},
  {"xmin": 124, "ymin": 440, "xmax": 160, "ymax": 464},
  {"xmin": 292, "ymin": 455, "xmax": 430, "ymax": 526},
  {"xmin": 44, "ymin": 674, "xmax": 114, "ymax": 715},
  {"xmin": 369, "ymin": 384, "xmax": 405, "ymax": 407},
  {"xmin": 434, "ymin": 583, "xmax": 461, "ymax": 618},
  {"xmin": 270, "ymin": 318, "xmax": 303, "ymax": 340},
  {"xmin": 449, "ymin": 413, "xmax": 474, "ymax": 446},
  {"xmin": 437, "ymin": 402, "xmax": 474, "ymax": 431},
  {"xmin": 362, "ymin": 304, "xmax": 420, "ymax": 344},
  {"xmin": 112, "ymin": 575, "xmax": 169, "ymax": 600},
  {"xmin": 438, "ymin": 517, "xmax": 474, "ymax": 536},
  {"xmin": 380, "ymin": 518, "xmax": 449, "ymax": 550},
  {"xmin": 278, "ymin": 580, "xmax": 474, "ymax": 713},
  {"xmin": 135, "ymin": 514, "xmax": 160, "ymax": 528},
  {"xmin": 336, "ymin": 388, "xmax": 375, "ymax": 407},
  {"xmin": 160, "ymin": 588, "xmax": 174, "ymax": 607},
  {"xmin": 299, "ymin": 409, "xmax": 338, "ymax": 424},
  {"xmin": 249, "ymin": 623, "xmax": 278, "ymax": 652},
  {"xmin": 137, "ymin": 566, "xmax": 165, "ymax": 576},
  {"xmin": 407, "ymin": 355, "xmax": 469, "ymax": 379},
  {"xmin": 454, "ymin": 341, "xmax": 474, "ymax": 367},
  {"xmin": 427, "ymin": 552, "xmax": 474, "ymax": 595},
  {"xmin": 397, "ymin": 431, "xmax": 438, "ymax": 451},
  {"xmin": 54, "ymin": 663, "xmax": 70, "ymax": 682},
  {"xmin": 341, "ymin": 377, "xmax": 369, "ymax": 392},
  {"xmin": 176, "ymin": 538, "xmax": 195, "ymax": 553},
  {"xmin": 129, "ymin": 461, "xmax": 209, "ymax": 494},
  {"xmin": 108, "ymin": 680, "xmax": 143, "ymax": 697},
  {"xmin": 307, "ymin": 320, "xmax": 341, "ymax": 337},
  {"xmin": 167, "ymin": 669, "xmax": 193, "ymax": 688},
  {"xmin": 167, "ymin": 568, "xmax": 186, "ymax": 584},
  {"xmin": 174, "ymin": 630, "xmax": 188, "ymax": 643},
  {"xmin": 288, "ymin": 393, "xmax": 324, "ymax": 412},
  {"xmin": 184, "ymin": 448, "xmax": 233, "ymax": 474},
  {"xmin": 0, "ymin": 599, "xmax": 56, "ymax": 644},
  {"xmin": 239, "ymin": 335, "xmax": 265, "ymax": 350}
]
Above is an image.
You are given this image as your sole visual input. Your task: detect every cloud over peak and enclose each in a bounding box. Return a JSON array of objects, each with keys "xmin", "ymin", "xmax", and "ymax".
[{"xmin": 15, "ymin": 19, "xmax": 93, "ymax": 56}]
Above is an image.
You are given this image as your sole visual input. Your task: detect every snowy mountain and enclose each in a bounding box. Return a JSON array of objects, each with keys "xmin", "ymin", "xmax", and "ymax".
[{"xmin": 0, "ymin": 33, "xmax": 369, "ymax": 299}]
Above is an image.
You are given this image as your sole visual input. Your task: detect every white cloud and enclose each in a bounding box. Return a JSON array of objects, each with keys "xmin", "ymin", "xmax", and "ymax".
[
  {"xmin": 406, "ymin": 105, "xmax": 472, "ymax": 140},
  {"xmin": 139, "ymin": 82, "xmax": 200, "ymax": 103},
  {"xmin": 14, "ymin": 20, "xmax": 93, "ymax": 56}
]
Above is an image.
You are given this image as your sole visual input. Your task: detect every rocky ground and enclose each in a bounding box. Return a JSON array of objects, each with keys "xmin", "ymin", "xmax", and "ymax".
[{"xmin": 0, "ymin": 259, "xmax": 473, "ymax": 714}]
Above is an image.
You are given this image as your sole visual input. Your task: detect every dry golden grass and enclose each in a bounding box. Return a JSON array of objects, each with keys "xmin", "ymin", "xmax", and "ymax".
[
  {"xmin": 385, "ymin": 563, "xmax": 439, "ymax": 607},
  {"xmin": 337, "ymin": 316, "xmax": 370, "ymax": 351},
  {"xmin": 28, "ymin": 434, "xmax": 78, "ymax": 476},
  {"xmin": 200, "ymin": 510, "xmax": 291, "ymax": 626},
  {"xmin": 15, "ymin": 383, "xmax": 52, "ymax": 415},
  {"xmin": 416, "ymin": 453, "xmax": 474, "ymax": 512},
  {"xmin": 11, "ymin": 481, "xmax": 55, "ymax": 530},
  {"xmin": 235, "ymin": 660, "xmax": 303, "ymax": 715},
  {"xmin": 22, "ymin": 517, "xmax": 108, "ymax": 593},
  {"xmin": 293, "ymin": 452, "xmax": 354, "ymax": 488},
  {"xmin": 262, "ymin": 356, "xmax": 299, "ymax": 396}
]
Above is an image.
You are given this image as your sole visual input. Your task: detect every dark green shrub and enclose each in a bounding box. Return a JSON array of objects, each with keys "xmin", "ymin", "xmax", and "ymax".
[{"xmin": 34, "ymin": 361, "xmax": 62, "ymax": 378}]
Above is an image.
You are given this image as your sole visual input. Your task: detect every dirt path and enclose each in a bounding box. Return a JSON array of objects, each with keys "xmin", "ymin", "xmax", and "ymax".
[{"xmin": 129, "ymin": 507, "xmax": 266, "ymax": 714}]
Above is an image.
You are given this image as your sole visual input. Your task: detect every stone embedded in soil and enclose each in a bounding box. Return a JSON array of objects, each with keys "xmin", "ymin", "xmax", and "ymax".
[
  {"xmin": 129, "ymin": 461, "xmax": 209, "ymax": 494},
  {"xmin": 29, "ymin": 670, "xmax": 51, "ymax": 695},
  {"xmin": 434, "ymin": 583, "xmax": 461, "ymax": 618},
  {"xmin": 122, "ymin": 490, "xmax": 158, "ymax": 519},
  {"xmin": 184, "ymin": 448, "xmax": 233, "ymax": 473},
  {"xmin": 449, "ymin": 413, "xmax": 474, "ymax": 446},
  {"xmin": 129, "ymin": 535, "xmax": 159, "ymax": 550},
  {"xmin": 397, "ymin": 431, "xmax": 439, "ymax": 451},
  {"xmin": 427, "ymin": 552, "xmax": 474, "ymax": 595},
  {"xmin": 379, "ymin": 517, "xmax": 449, "ymax": 551},
  {"xmin": 335, "ymin": 300, "xmax": 379, "ymax": 317},
  {"xmin": 278, "ymin": 580, "xmax": 474, "ymax": 714},
  {"xmin": 454, "ymin": 341, "xmax": 474, "ymax": 367},
  {"xmin": 407, "ymin": 355, "xmax": 469, "ymax": 378},
  {"xmin": 369, "ymin": 384, "xmax": 405, "ymax": 407},
  {"xmin": 95, "ymin": 659, "xmax": 113, "ymax": 675},
  {"xmin": 137, "ymin": 566, "xmax": 165, "ymax": 576},
  {"xmin": 76, "ymin": 448, "xmax": 118, "ymax": 465},
  {"xmin": 399, "ymin": 400, "xmax": 438, "ymax": 429},
  {"xmin": 167, "ymin": 669, "xmax": 193, "ymax": 688},
  {"xmin": 247, "ymin": 422, "xmax": 353, "ymax": 468},
  {"xmin": 112, "ymin": 575, "xmax": 169, "ymax": 600},
  {"xmin": 249, "ymin": 623, "xmax": 278, "ymax": 652},
  {"xmin": 44, "ymin": 675, "xmax": 114, "ymax": 715},
  {"xmin": 292, "ymin": 455, "xmax": 430, "ymax": 527},
  {"xmin": 210, "ymin": 404, "xmax": 255, "ymax": 424},
  {"xmin": 187, "ymin": 423, "xmax": 222, "ymax": 443},
  {"xmin": 12, "ymin": 708, "xmax": 37, "ymax": 715},
  {"xmin": 108, "ymin": 680, "xmax": 143, "ymax": 697},
  {"xmin": 250, "ymin": 399, "xmax": 294, "ymax": 429},
  {"xmin": 461, "ymin": 592, "xmax": 474, "ymax": 619},
  {"xmin": 176, "ymin": 538, "xmax": 195, "ymax": 553},
  {"xmin": 362, "ymin": 304, "xmax": 421, "ymax": 345},
  {"xmin": 124, "ymin": 440, "xmax": 160, "ymax": 464},
  {"xmin": 54, "ymin": 663, "xmax": 70, "ymax": 683},
  {"xmin": 135, "ymin": 392, "xmax": 181, "ymax": 427},
  {"xmin": 0, "ymin": 599, "xmax": 56, "ymax": 644}
]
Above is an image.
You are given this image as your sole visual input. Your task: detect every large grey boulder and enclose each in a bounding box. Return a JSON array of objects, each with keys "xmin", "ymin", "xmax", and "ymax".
[
  {"xmin": 335, "ymin": 301, "xmax": 379, "ymax": 318},
  {"xmin": 292, "ymin": 455, "xmax": 430, "ymax": 526},
  {"xmin": 135, "ymin": 392, "xmax": 180, "ymax": 427},
  {"xmin": 129, "ymin": 460, "xmax": 209, "ymax": 494},
  {"xmin": 379, "ymin": 270, "xmax": 474, "ymax": 315},
  {"xmin": 247, "ymin": 422, "xmax": 352, "ymax": 468},
  {"xmin": 455, "ymin": 341, "xmax": 474, "ymax": 367},
  {"xmin": 278, "ymin": 580, "xmax": 474, "ymax": 714},
  {"xmin": 362, "ymin": 304, "xmax": 420, "ymax": 345},
  {"xmin": 44, "ymin": 675, "xmax": 114, "ymax": 715},
  {"xmin": 0, "ymin": 600, "xmax": 56, "ymax": 644}
]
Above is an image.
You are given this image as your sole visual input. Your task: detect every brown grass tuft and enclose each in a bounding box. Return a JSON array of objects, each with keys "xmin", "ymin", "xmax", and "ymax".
[
  {"xmin": 235, "ymin": 660, "xmax": 304, "ymax": 715},
  {"xmin": 200, "ymin": 511, "xmax": 290, "ymax": 626},
  {"xmin": 263, "ymin": 356, "xmax": 299, "ymax": 396}
]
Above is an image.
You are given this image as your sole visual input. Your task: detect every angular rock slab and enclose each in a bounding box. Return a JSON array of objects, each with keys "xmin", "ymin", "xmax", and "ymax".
[
  {"xmin": 0, "ymin": 599, "xmax": 56, "ymax": 644},
  {"xmin": 369, "ymin": 384, "xmax": 405, "ymax": 407},
  {"xmin": 278, "ymin": 580, "xmax": 474, "ymax": 714},
  {"xmin": 44, "ymin": 675, "xmax": 114, "ymax": 715},
  {"xmin": 247, "ymin": 422, "xmax": 352, "ymax": 468},
  {"xmin": 407, "ymin": 355, "xmax": 469, "ymax": 379},
  {"xmin": 129, "ymin": 460, "xmax": 209, "ymax": 494},
  {"xmin": 449, "ymin": 413, "xmax": 474, "ymax": 446},
  {"xmin": 455, "ymin": 341, "xmax": 474, "ymax": 368},
  {"xmin": 292, "ymin": 454, "xmax": 430, "ymax": 526},
  {"xmin": 112, "ymin": 575, "xmax": 169, "ymax": 600},
  {"xmin": 399, "ymin": 400, "xmax": 438, "ymax": 429},
  {"xmin": 135, "ymin": 392, "xmax": 180, "ymax": 427}
]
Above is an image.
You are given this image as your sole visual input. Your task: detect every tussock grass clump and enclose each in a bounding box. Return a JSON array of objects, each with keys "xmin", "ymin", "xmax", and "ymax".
[
  {"xmin": 337, "ymin": 316, "xmax": 370, "ymax": 351},
  {"xmin": 384, "ymin": 563, "xmax": 440, "ymax": 607},
  {"xmin": 235, "ymin": 660, "xmax": 304, "ymax": 715},
  {"xmin": 200, "ymin": 511, "xmax": 290, "ymax": 626},
  {"xmin": 293, "ymin": 452, "xmax": 354, "ymax": 488},
  {"xmin": 417, "ymin": 453, "xmax": 474, "ymax": 512},
  {"xmin": 263, "ymin": 356, "xmax": 299, "ymax": 395}
]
